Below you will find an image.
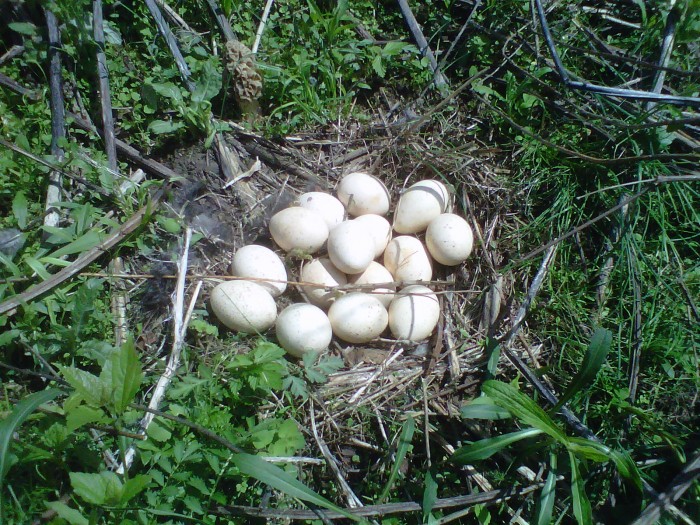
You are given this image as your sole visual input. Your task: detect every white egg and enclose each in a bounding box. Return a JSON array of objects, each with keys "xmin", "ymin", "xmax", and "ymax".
[
  {"xmin": 299, "ymin": 192, "xmax": 345, "ymax": 230},
  {"xmin": 352, "ymin": 214, "xmax": 392, "ymax": 258},
  {"xmin": 327, "ymin": 221, "xmax": 375, "ymax": 274},
  {"xmin": 275, "ymin": 303, "xmax": 333, "ymax": 358},
  {"xmin": 328, "ymin": 293, "xmax": 388, "ymax": 343},
  {"xmin": 393, "ymin": 180, "xmax": 450, "ymax": 233},
  {"xmin": 336, "ymin": 172, "xmax": 390, "ymax": 216},
  {"xmin": 389, "ymin": 285, "xmax": 440, "ymax": 341},
  {"xmin": 210, "ymin": 280, "xmax": 277, "ymax": 333},
  {"xmin": 383, "ymin": 236, "xmax": 432, "ymax": 283},
  {"xmin": 230, "ymin": 245, "xmax": 287, "ymax": 297},
  {"xmin": 269, "ymin": 207, "xmax": 329, "ymax": 254},
  {"xmin": 300, "ymin": 258, "xmax": 348, "ymax": 309},
  {"xmin": 349, "ymin": 261, "xmax": 395, "ymax": 308},
  {"xmin": 425, "ymin": 214, "xmax": 474, "ymax": 266}
]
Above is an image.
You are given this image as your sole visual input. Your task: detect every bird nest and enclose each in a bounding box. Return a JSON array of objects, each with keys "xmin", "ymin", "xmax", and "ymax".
[{"xmin": 127, "ymin": 104, "xmax": 537, "ymax": 470}]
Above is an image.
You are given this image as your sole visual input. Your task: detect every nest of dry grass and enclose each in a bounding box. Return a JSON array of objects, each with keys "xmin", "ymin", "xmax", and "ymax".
[{"xmin": 123, "ymin": 101, "xmax": 541, "ymax": 495}]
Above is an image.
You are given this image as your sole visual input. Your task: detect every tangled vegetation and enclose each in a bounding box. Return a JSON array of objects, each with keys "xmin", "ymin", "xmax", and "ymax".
[{"xmin": 1, "ymin": 0, "xmax": 698, "ymax": 524}]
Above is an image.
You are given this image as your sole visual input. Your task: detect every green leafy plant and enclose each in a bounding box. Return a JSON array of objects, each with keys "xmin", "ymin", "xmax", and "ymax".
[
  {"xmin": 452, "ymin": 328, "xmax": 642, "ymax": 524},
  {"xmin": 0, "ymin": 388, "xmax": 63, "ymax": 524}
]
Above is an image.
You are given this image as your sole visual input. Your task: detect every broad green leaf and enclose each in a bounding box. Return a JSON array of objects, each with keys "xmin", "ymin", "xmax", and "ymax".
[
  {"xmin": 8, "ymin": 22, "xmax": 37, "ymax": 36},
  {"xmin": 48, "ymin": 230, "xmax": 102, "ymax": 258},
  {"xmin": 536, "ymin": 466, "xmax": 557, "ymax": 525},
  {"xmin": 379, "ymin": 417, "xmax": 415, "ymax": 502},
  {"xmin": 450, "ymin": 428, "xmax": 542, "ymax": 463},
  {"xmin": 382, "ymin": 41, "xmax": 408, "ymax": 56},
  {"xmin": 460, "ymin": 396, "xmax": 512, "ymax": 420},
  {"xmin": 0, "ymin": 252, "xmax": 22, "ymax": 276},
  {"xmin": 148, "ymin": 120, "xmax": 185, "ymax": 134},
  {"xmin": 483, "ymin": 381, "xmax": 568, "ymax": 444},
  {"xmin": 66, "ymin": 405, "xmax": 108, "ymax": 432},
  {"xmin": 156, "ymin": 215, "xmax": 181, "ymax": 234},
  {"xmin": 569, "ymin": 451, "xmax": 592, "ymax": 525},
  {"xmin": 150, "ymin": 82, "xmax": 183, "ymax": 102},
  {"xmin": 109, "ymin": 338, "xmax": 143, "ymax": 413},
  {"xmin": 70, "ymin": 471, "xmax": 123, "ymax": 506},
  {"xmin": 40, "ymin": 256, "xmax": 72, "ymax": 267},
  {"xmin": 25, "ymin": 256, "xmax": 51, "ymax": 280},
  {"xmin": 0, "ymin": 388, "xmax": 62, "ymax": 515},
  {"xmin": 12, "ymin": 192, "xmax": 28, "ymax": 229},
  {"xmin": 608, "ymin": 449, "xmax": 643, "ymax": 492},
  {"xmin": 485, "ymin": 339, "xmax": 500, "ymax": 378},
  {"xmin": 59, "ymin": 366, "xmax": 103, "ymax": 406},
  {"xmin": 121, "ymin": 474, "xmax": 151, "ymax": 504},
  {"xmin": 44, "ymin": 501, "xmax": 89, "ymax": 525},
  {"xmin": 145, "ymin": 419, "xmax": 172, "ymax": 442},
  {"xmin": 553, "ymin": 328, "xmax": 612, "ymax": 412},
  {"xmin": 231, "ymin": 453, "xmax": 360, "ymax": 521},
  {"xmin": 566, "ymin": 437, "xmax": 612, "ymax": 463},
  {"xmin": 422, "ymin": 469, "xmax": 438, "ymax": 521}
]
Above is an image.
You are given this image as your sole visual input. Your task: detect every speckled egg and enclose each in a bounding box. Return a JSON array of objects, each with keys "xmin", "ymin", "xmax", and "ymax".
[
  {"xmin": 275, "ymin": 303, "xmax": 333, "ymax": 357},
  {"xmin": 269, "ymin": 207, "xmax": 329, "ymax": 254},
  {"xmin": 388, "ymin": 285, "xmax": 440, "ymax": 341},
  {"xmin": 349, "ymin": 261, "xmax": 395, "ymax": 308},
  {"xmin": 328, "ymin": 293, "xmax": 388, "ymax": 343},
  {"xmin": 352, "ymin": 214, "xmax": 392, "ymax": 258},
  {"xmin": 210, "ymin": 280, "xmax": 277, "ymax": 333},
  {"xmin": 425, "ymin": 213, "xmax": 473, "ymax": 266},
  {"xmin": 393, "ymin": 180, "xmax": 450, "ymax": 233},
  {"xmin": 383, "ymin": 236, "xmax": 432, "ymax": 283},
  {"xmin": 300, "ymin": 258, "xmax": 348, "ymax": 309},
  {"xmin": 230, "ymin": 244, "xmax": 287, "ymax": 297},
  {"xmin": 336, "ymin": 172, "xmax": 391, "ymax": 216},
  {"xmin": 299, "ymin": 192, "xmax": 346, "ymax": 230},
  {"xmin": 327, "ymin": 220, "xmax": 375, "ymax": 274}
]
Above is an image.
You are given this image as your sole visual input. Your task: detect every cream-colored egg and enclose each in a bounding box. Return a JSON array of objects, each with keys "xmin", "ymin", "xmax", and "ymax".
[
  {"xmin": 349, "ymin": 261, "xmax": 395, "ymax": 308},
  {"xmin": 383, "ymin": 236, "xmax": 432, "ymax": 283},
  {"xmin": 300, "ymin": 258, "xmax": 347, "ymax": 309},
  {"xmin": 327, "ymin": 221, "xmax": 375, "ymax": 274},
  {"xmin": 389, "ymin": 285, "xmax": 440, "ymax": 341},
  {"xmin": 299, "ymin": 192, "xmax": 345, "ymax": 230},
  {"xmin": 393, "ymin": 180, "xmax": 450, "ymax": 233},
  {"xmin": 336, "ymin": 172, "xmax": 390, "ymax": 216},
  {"xmin": 426, "ymin": 214, "xmax": 473, "ymax": 266},
  {"xmin": 269, "ymin": 207, "xmax": 329, "ymax": 254},
  {"xmin": 352, "ymin": 214, "xmax": 392, "ymax": 258},
  {"xmin": 210, "ymin": 281, "xmax": 277, "ymax": 333},
  {"xmin": 328, "ymin": 293, "xmax": 388, "ymax": 343},
  {"xmin": 230, "ymin": 245, "xmax": 287, "ymax": 297},
  {"xmin": 275, "ymin": 303, "xmax": 333, "ymax": 357}
]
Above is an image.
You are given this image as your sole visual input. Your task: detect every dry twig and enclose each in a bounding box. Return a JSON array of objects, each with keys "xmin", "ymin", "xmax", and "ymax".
[{"xmin": 43, "ymin": 8, "xmax": 66, "ymax": 233}]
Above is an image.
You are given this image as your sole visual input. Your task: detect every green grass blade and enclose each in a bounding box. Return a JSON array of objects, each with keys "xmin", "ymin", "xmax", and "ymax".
[
  {"xmin": 0, "ymin": 387, "xmax": 62, "ymax": 525},
  {"xmin": 450, "ymin": 428, "xmax": 543, "ymax": 464},
  {"xmin": 460, "ymin": 396, "xmax": 512, "ymax": 420},
  {"xmin": 553, "ymin": 328, "xmax": 612, "ymax": 413},
  {"xmin": 536, "ymin": 460, "xmax": 557, "ymax": 525},
  {"xmin": 231, "ymin": 453, "xmax": 361, "ymax": 522},
  {"xmin": 566, "ymin": 437, "xmax": 613, "ymax": 463},
  {"xmin": 379, "ymin": 416, "xmax": 415, "ymax": 502},
  {"xmin": 568, "ymin": 451, "xmax": 592, "ymax": 525},
  {"xmin": 608, "ymin": 449, "xmax": 643, "ymax": 492},
  {"xmin": 422, "ymin": 468, "xmax": 438, "ymax": 521},
  {"xmin": 483, "ymin": 380, "xmax": 568, "ymax": 444}
]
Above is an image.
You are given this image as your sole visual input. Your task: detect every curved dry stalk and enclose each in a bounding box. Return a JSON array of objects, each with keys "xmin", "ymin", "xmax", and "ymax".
[
  {"xmin": 0, "ymin": 196, "xmax": 160, "ymax": 316},
  {"xmin": 93, "ymin": 0, "xmax": 118, "ymax": 174},
  {"xmin": 43, "ymin": 8, "xmax": 66, "ymax": 233},
  {"xmin": 252, "ymin": 0, "xmax": 275, "ymax": 54},
  {"xmin": 396, "ymin": 0, "xmax": 448, "ymax": 95},
  {"xmin": 118, "ymin": 228, "xmax": 195, "ymax": 473}
]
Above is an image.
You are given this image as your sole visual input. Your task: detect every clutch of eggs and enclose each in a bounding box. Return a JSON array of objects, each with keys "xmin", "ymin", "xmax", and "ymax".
[{"xmin": 210, "ymin": 173, "xmax": 474, "ymax": 357}]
